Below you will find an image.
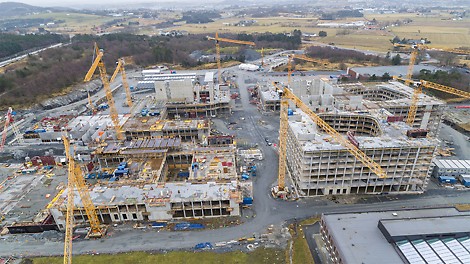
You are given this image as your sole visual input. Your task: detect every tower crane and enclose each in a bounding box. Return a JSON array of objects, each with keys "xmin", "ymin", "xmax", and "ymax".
[
  {"xmin": 261, "ymin": 47, "xmax": 264, "ymax": 67},
  {"xmin": 110, "ymin": 58, "xmax": 133, "ymax": 107},
  {"xmin": 84, "ymin": 43, "xmax": 123, "ymax": 140},
  {"xmin": 392, "ymin": 76, "xmax": 470, "ymax": 125},
  {"xmin": 207, "ymin": 33, "xmax": 256, "ymax": 84},
  {"xmin": 1, "ymin": 107, "xmax": 24, "ymax": 151},
  {"xmin": 273, "ymin": 82, "xmax": 387, "ymax": 197},
  {"xmin": 62, "ymin": 135, "xmax": 74, "ymax": 264},
  {"xmin": 430, "ymin": 48, "xmax": 470, "ymax": 56},
  {"xmin": 404, "ymin": 43, "xmax": 427, "ymax": 86},
  {"xmin": 63, "ymin": 135, "xmax": 105, "ymax": 264},
  {"xmin": 287, "ymin": 54, "xmax": 329, "ymax": 85},
  {"xmin": 87, "ymin": 91, "xmax": 96, "ymax": 114}
]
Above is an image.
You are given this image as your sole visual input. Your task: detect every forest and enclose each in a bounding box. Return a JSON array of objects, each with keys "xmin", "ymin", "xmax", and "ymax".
[
  {"xmin": 0, "ymin": 32, "xmax": 302, "ymax": 108},
  {"xmin": 0, "ymin": 33, "xmax": 66, "ymax": 59},
  {"xmin": 416, "ymin": 70, "xmax": 470, "ymax": 94},
  {"xmin": 305, "ymin": 46, "xmax": 387, "ymax": 64}
]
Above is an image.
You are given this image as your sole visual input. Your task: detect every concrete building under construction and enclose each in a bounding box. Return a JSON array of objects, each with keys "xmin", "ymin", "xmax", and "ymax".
[
  {"xmin": 49, "ymin": 181, "xmax": 241, "ymax": 230},
  {"xmin": 151, "ymin": 72, "xmax": 232, "ymax": 118},
  {"xmin": 284, "ymin": 78, "xmax": 443, "ymax": 196}
]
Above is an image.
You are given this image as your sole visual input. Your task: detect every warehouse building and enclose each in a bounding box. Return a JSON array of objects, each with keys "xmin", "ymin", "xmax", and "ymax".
[{"xmin": 320, "ymin": 207, "xmax": 470, "ymax": 264}]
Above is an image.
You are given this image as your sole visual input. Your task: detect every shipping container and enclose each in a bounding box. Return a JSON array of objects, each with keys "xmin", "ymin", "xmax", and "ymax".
[
  {"xmin": 438, "ymin": 176, "xmax": 457, "ymax": 184},
  {"xmin": 177, "ymin": 171, "xmax": 190, "ymax": 178},
  {"xmin": 406, "ymin": 129, "xmax": 428, "ymax": 138},
  {"xmin": 243, "ymin": 197, "xmax": 253, "ymax": 205},
  {"xmin": 387, "ymin": 116, "xmax": 404, "ymax": 123},
  {"xmin": 174, "ymin": 222, "xmax": 205, "ymax": 231}
]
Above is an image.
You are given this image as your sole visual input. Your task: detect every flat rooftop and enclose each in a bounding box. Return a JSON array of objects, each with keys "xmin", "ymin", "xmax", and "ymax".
[
  {"xmin": 433, "ymin": 159, "xmax": 470, "ymax": 169},
  {"xmin": 322, "ymin": 207, "xmax": 470, "ymax": 264},
  {"xmin": 190, "ymin": 151, "xmax": 237, "ymax": 180},
  {"xmin": 260, "ymin": 90, "xmax": 281, "ymax": 102},
  {"xmin": 122, "ymin": 118, "xmax": 209, "ymax": 132},
  {"xmin": 68, "ymin": 114, "xmax": 129, "ymax": 130},
  {"xmin": 52, "ymin": 181, "xmax": 239, "ymax": 208},
  {"xmin": 349, "ymin": 65, "xmax": 441, "ymax": 77},
  {"xmin": 289, "ymin": 109, "xmax": 438, "ymax": 151},
  {"xmin": 379, "ymin": 215, "xmax": 470, "ymax": 242}
]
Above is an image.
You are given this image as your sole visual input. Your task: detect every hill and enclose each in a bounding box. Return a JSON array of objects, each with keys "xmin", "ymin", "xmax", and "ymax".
[{"xmin": 0, "ymin": 2, "xmax": 45, "ymax": 17}]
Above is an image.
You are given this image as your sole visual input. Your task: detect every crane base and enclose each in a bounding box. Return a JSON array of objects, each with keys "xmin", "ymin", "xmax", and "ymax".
[
  {"xmin": 86, "ymin": 226, "xmax": 107, "ymax": 239},
  {"xmin": 271, "ymin": 186, "xmax": 289, "ymax": 200}
]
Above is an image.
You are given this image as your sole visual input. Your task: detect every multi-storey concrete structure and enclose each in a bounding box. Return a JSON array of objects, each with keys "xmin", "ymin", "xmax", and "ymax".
[
  {"xmin": 284, "ymin": 78, "xmax": 443, "ymax": 196},
  {"xmin": 49, "ymin": 181, "xmax": 241, "ymax": 230},
  {"xmin": 287, "ymin": 110, "xmax": 438, "ymax": 196}
]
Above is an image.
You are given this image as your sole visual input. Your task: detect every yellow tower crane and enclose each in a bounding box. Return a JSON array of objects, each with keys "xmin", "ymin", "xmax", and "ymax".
[
  {"xmin": 87, "ymin": 91, "xmax": 95, "ymax": 114},
  {"xmin": 110, "ymin": 58, "xmax": 133, "ymax": 107},
  {"xmin": 393, "ymin": 76, "xmax": 470, "ymax": 125},
  {"xmin": 404, "ymin": 43, "xmax": 427, "ymax": 86},
  {"xmin": 261, "ymin": 47, "xmax": 264, "ymax": 67},
  {"xmin": 84, "ymin": 43, "xmax": 123, "ymax": 140},
  {"xmin": 63, "ymin": 135, "xmax": 105, "ymax": 264},
  {"xmin": 432, "ymin": 48, "xmax": 470, "ymax": 56},
  {"xmin": 63, "ymin": 135, "xmax": 74, "ymax": 264},
  {"xmin": 207, "ymin": 33, "xmax": 256, "ymax": 84},
  {"xmin": 287, "ymin": 54, "xmax": 330, "ymax": 85},
  {"xmin": 273, "ymin": 82, "xmax": 387, "ymax": 197}
]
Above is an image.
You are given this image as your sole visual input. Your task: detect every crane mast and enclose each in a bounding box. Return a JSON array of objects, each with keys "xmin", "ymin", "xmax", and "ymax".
[
  {"xmin": 87, "ymin": 91, "xmax": 95, "ymax": 114},
  {"xmin": 277, "ymin": 97, "xmax": 289, "ymax": 191},
  {"xmin": 393, "ymin": 76, "xmax": 470, "ymax": 125},
  {"xmin": 63, "ymin": 136, "xmax": 74, "ymax": 264},
  {"xmin": 261, "ymin": 47, "xmax": 264, "ymax": 67},
  {"xmin": 84, "ymin": 43, "xmax": 123, "ymax": 140},
  {"xmin": 1, "ymin": 107, "xmax": 23, "ymax": 151},
  {"xmin": 207, "ymin": 33, "xmax": 256, "ymax": 84},
  {"xmin": 287, "ymin": 54, "xmax": 329, "ymax": 85},
  {"xmin": 110, "ymin": 58, "xmax": 133, "ymax": 107},
  {"xmin": 62, "ymin": 134, "xmax": 104, "ymax": 264}
]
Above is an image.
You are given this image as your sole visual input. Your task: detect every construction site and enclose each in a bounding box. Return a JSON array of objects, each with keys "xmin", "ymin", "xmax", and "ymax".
[
  {"xmin": 1, "ymin": 35, "xmax": 470, "ymax": 263},
  {"xmin": 0, "ymin": 40, "xmax": 255, "ymax": 248}
]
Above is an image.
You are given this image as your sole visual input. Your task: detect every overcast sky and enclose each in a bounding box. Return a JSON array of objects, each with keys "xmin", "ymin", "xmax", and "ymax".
[
  {"xmin": 1, "ymin": 0, "xmax": 218, "ymax": 8},
  {"xmin": 4, "ymin": 0, "xmax": 134, "ymax": 5}
]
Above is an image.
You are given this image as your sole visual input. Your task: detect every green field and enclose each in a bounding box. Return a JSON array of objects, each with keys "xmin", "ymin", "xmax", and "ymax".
[
  {"xmin": 365, "ymin": 12, "xmax": 470, "ymax": 49},
  {"xmin": 23, "ymin": 12, "xmax": 122, "ymax": 34},
  {"xmin": 168, "ymin": 12, "xmax": 470, "ymax": 52},
  {"xmin": 31, "ymin": 248, "xmax": 285, "ymax": 264}
]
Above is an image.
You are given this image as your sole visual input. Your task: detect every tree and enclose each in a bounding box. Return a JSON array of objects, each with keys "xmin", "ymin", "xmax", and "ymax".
[
  {"xmin": 369, "ymin": 74, "xmax": 378, "ymax": 81},
  {"xmin": 390, "ymin": 36, "xmax": 401, "ymax": 44},
  {"xmin": 381, "ymin": 72, "xmax": 391, "ymax": 81},
  {"xmin": 391, "ymin": 54, "xmax": 401, "ymax": 65},
  {"xmin": 318, "ymin": 31, "xmax": 327, "ymax": 37}
]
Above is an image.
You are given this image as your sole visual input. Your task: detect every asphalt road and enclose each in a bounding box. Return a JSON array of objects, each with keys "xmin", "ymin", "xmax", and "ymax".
[
  {"xmin": 2, "ymin": 53, "xmax": 470, "ymax": 257},
  {"xmin": 438, "ymin": 123, "xmax": 470, "ymax": 159}
]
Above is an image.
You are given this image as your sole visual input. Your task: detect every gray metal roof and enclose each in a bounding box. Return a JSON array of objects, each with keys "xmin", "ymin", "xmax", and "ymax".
[
  {"xmin": 380, "ymin": 215, "xmax": 470, "ymax": 241},
  {"xmin": 322, "ymin": 208, "xmax": 470, "ymax": 264},
  {"xmin": 433, "ymin": 159, "xmax": 470, "ymax": 169},
  {"xmin": 349, "ymin": 65, "xmax": 442, "ymax": 77}
]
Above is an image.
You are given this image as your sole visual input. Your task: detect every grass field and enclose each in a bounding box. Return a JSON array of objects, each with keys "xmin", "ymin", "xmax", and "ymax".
[
  {"xmin": 168, "ymin": 12, "xmax": 470, "ymax": 53},
  {"xmin": 292, "ymin": 229, "xmax": 315, "ymax": 264},
  {"xmin": 23, "ymin": 12, "xmax": 123, "ymax": 34},
  {"xmin": 170, "ymin": 16, "xmax": 323, "ymax": 35},
  {"xmin": 31, "ymin": 247, "xmax": 285, "ymax": 264}
]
